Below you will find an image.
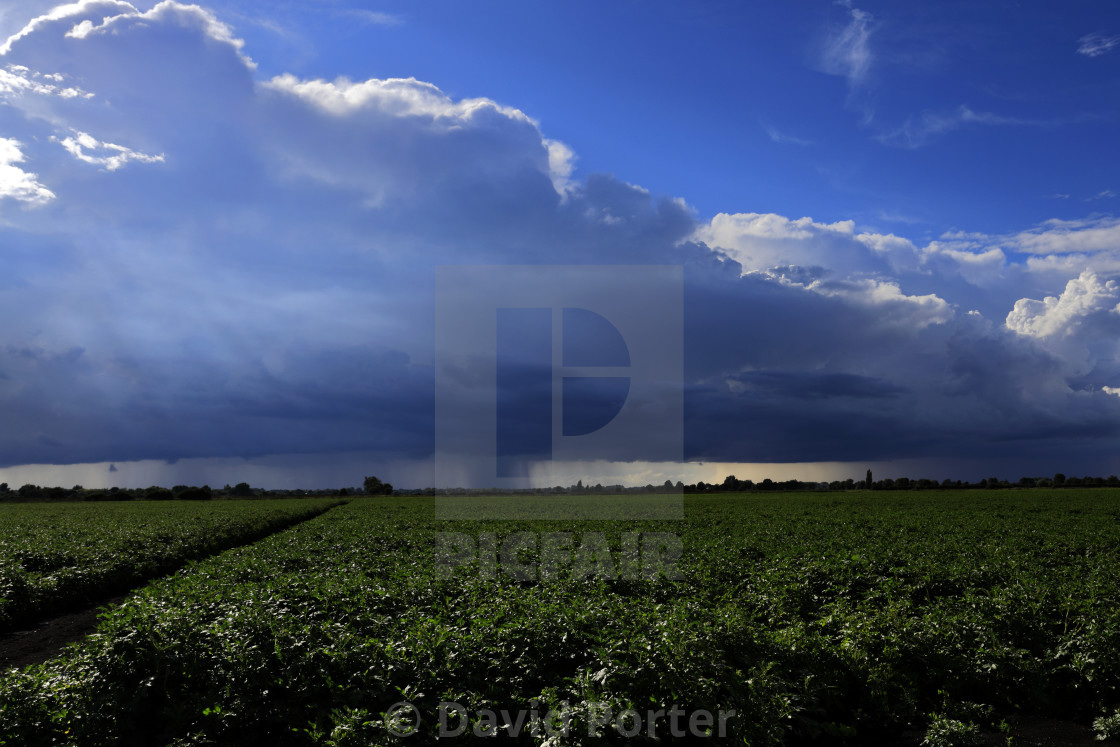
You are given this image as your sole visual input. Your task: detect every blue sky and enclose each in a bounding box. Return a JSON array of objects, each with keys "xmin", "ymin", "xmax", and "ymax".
[
  {"xmin": 1, "ymin": 0, "xmax": 1119, "ymax": 489},
  {"xmin": 202, "ymin": 0, "xmax": 1120, "ymax": 237}
]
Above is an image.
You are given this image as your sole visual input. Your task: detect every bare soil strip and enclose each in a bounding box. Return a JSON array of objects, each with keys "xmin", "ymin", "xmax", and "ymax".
[{"xmin": 0, "ymin": 593, "xmax": 131, "ymax": 669}]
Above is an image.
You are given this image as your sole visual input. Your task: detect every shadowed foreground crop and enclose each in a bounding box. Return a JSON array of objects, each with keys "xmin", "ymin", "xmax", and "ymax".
[{"xmin": 1, "ymin": 491, "xmax": 1118, "ymax": 745}]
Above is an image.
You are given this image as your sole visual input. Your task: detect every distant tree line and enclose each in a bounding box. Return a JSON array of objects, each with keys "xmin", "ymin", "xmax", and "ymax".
[
  {"xmin": 406, "ymin": 473, "xmax": 1120, "ymax": 494},
  {"xmin": 405, "ymin": 480, "xmax": 686, "ymax": 496},
  {"xmin": 0, "ymin": 481, "xmax": 373, "ymax": 503},
  {"xmin": 688, "ymin": 472, "xmax": 1120, "ymax": 493},
  {"xmin": 2, "ymin": 472, "xmax": 1118, "ymax": 502}
]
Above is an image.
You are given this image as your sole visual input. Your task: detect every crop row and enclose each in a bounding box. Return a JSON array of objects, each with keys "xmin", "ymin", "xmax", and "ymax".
[
  {"xmin": 0, "ymin": 491, "xmax": 1118, "ymax": 744},
  {"xmin": 0, "ymin": 498, "xmax": 343, "ymax": 633}
]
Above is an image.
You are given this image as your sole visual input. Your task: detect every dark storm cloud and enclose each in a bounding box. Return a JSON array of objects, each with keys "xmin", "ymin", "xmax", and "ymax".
[{"xmin": 1, "ymin": 1, "xmax": 1120, "ymax": 483}]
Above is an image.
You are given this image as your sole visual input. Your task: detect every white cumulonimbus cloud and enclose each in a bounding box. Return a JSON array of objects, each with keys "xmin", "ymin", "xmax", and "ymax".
[
  {"xmin": 1006, "ymin": 270, "xmax": 1120, "ymax": 340},
  {"xmin": 0, "ymin": 136, "xmax": 54, "ymax": 203}
]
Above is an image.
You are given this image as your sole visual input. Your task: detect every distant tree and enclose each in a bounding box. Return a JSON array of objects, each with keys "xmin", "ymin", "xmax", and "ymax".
[
  {"xmin": 231, "ymin": 482, "xmax": 253, "ymax": 497},
  {"xmin": 1054, "ymin": 472, "xmax": 1066, "ymax": 486},
  {"xmin": 363, "ymin": 476, "xmax": 393, "ymax": 495},
  {"xmin": 0, "ymin": 483, "xmax": 8, "ymax": 493},
  {"xmin": 865, "ymin": 469, "xmax": 873, "ymax": 488},
  {"xmin": 145, "ymin": 486, "xmax": 173, "ymax": 501},
  {"xmin": 176, "ymin": 486, "xmax": 212, "ymax": 501}
]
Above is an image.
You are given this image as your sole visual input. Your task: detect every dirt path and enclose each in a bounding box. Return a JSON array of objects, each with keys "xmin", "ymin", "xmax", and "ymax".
[
  {"xmin": 0, "ymin": 593, "xmax": 130, "ymax": 669},
  {"xmin": 0, "ymin": 500, "xmax": 346, "ymax": 670}
]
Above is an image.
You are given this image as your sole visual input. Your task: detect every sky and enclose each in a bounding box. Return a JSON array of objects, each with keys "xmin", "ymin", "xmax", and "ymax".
[{"xmin": 1, "ymin": 0, "xmax": 1120, "ymax": 489}]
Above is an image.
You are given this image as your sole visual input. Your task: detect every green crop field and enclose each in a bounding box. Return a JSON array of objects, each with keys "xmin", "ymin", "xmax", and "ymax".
[
  {"xmin": 0, "ymin": 498, "xmax": 342, "ymax": 635},
  {"xmin": 1, "ymin": 491, "xmax": 1119, "ymax": 745}
]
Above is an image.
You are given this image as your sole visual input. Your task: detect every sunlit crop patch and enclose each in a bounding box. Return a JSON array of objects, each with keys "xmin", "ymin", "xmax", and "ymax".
[{"xmin": 0, "ymin": 498, "xmax": 341, "ymax": 634}]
